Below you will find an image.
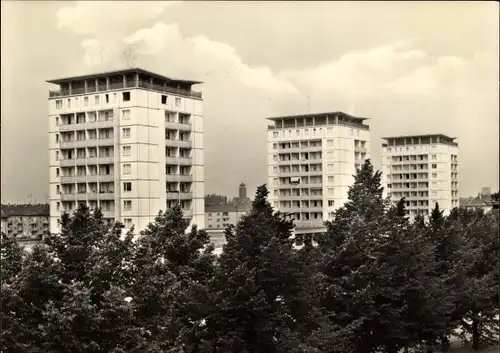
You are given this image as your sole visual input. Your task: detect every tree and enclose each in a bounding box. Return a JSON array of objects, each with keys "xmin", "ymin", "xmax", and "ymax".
[
  {"xmin": 1, "ymin": 204, "xmax": 150, "ymax": 352},
  {"xmin": 452, "ymin": 208, "xmax": 499, "ymax": 350},
  {"xmin": 132, "ymin": 204, "xmax": 216, "ymax": 351},
  {"xmin": 207, "ymin": 185, "xmax": 315, "ymax": 353},
  {"xmin": 319, "ymin": 159, "xmax": 386, "ymax": 251},
  {"xmin": 1, "ymin": 232, "xmax": 25, "ymax": 284}
]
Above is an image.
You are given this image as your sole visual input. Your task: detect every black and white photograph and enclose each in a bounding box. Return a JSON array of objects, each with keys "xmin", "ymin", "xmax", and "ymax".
[{"xmin": 1, "ymin": 1, "xmax": 499, "ymax": 352}]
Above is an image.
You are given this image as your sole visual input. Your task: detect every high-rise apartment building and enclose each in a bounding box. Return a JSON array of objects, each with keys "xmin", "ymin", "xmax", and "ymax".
[
  {"xmin": 47, "ymin": 68, "xmax": 205, "ymax": 234},
  {"xmin": 381, "ymin": 134, "xmax": 459, "ymax": 217},
  {"xmin": 267, "ymin": 112, "xmax": 370, "ymax": 235}
]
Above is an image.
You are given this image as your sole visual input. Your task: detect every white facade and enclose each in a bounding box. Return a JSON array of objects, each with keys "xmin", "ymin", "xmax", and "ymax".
[
  {"xmin": 267, "ymin": 112, "xmax": 370, "ymax": 235},
  {"xmin": 48, "ymin": 68, "xmax": 205, "ymax": 234},
  {"xmin": 381, "ymin": 134, "xmax": 459, "ymax": 217}
]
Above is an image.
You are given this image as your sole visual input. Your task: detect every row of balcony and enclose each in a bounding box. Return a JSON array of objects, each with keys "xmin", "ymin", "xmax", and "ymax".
[
  {"xmin": 294, "ymin": 220, "xmax": 325, "ymax": 229},
  {"xmin": 276, "ymin": 159, "xmax": 323, "ymax": 165},
  {"xmin": 276, "ymin": 146, "xmax": 323, "ymax": 153},
  {"xmin": 59, "ymin": 191, "xmax": 194, "ymax": 202},
  {"xmin": 278, "ymin": 170, "xmax": 323, "ymax": 176},
  {"xmin": 58, "ymin": 138, "xmax": 192, "ymax": 150},
  {"xmin": 59, "ymin": 156, "xmax": 193, "ymax": 167},
  {"xmin": 60, "ymin": 174, "xmax": 115, "ymax": 183},
  {"xmin": 59, "ymin": 120, "xmax": 115, "ymax": 132},
  {"xmin": 60, "ymin": 157, "xmax": 113, "ymax": 166},
  {"xmin": 277, "ymin": 206, "xmax": 324, "ymax": 212},
  {"xmin": 276, "ymin": 183, "xmax": 323, "ymax": 189},
  {"xmin": 59, "ymin": 174, "xmax": 193, "ymax": 183},
  {"xmin": 276, "ymin": 194, "xmax": 324, "ymax": 200},
  {"xmin": 59, "ymin": 138, "xmax": 114, "ymax": 149},
  {"xmin": 60, "ymin": 192, "xmax": 115, "ymax": 201},
  {"xmin": 49, "ymin": 80, "xmax": 202, "ymax": 99}
]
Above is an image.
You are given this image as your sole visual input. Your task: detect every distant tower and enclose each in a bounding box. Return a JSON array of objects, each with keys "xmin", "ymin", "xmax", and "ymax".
[
  {"xmin": 239, "ymin": 183, "xmax": 247, "ymax": 199},
  {"xmin": 481, "ymin": 186, "xmax": 491, "ymax": 196}
]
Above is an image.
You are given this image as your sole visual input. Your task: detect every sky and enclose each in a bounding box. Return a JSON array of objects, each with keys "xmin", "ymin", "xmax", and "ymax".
[{"xmin": 1, "ymin": 1, "xmax": 498, "ymax": 203}]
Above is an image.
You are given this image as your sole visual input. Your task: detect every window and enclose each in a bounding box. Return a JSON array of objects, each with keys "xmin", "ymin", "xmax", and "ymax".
[
  {"xmin": 431, "ymin": 164, "xmax": 437, "ymax": 169},
  {"xmin": 56, "ymin": 202, "xmax": 60, "ymax": 211},
  {"xmin": 95, "ymin": 95, "xmax": 100, "ymax": 105},
  {"xmin": 112, "ymin": 93, "xmax": 117, "ymax": 103},
  {"xmin": 55, "ymin": 134, "xmax": 59, "ymax": 143},
  {"xmin": 273, "ymin": 131, "xmax": 279, "ymax": 137},
  {"xmin": 175, "ymin": 97, "xmax": 181, "ymax": 107},
  {"xmin": 328, "ymin": 175, "xmax": 334, "ymax": 183},
  {"xmin": 84, "ymin": 97, "xmax": 88, "ymax": 106},
  {"xmin": 122, "ymin": 92, "xmax": 131, "ymax": 101},
  {"xmin": 55, "ymin": 151, "xmax": 59, "ymax": 161},
  {"xmin": 123, "ymin": 200, "xmax": 132, "ymax": 211},
  {"xmin": 55, "ymin": 100, "xmax": 62, "ymax": 109},
  {"xmin": 56, "ymin": 185, "xmax": 60, "ymax": 194},
  {"xmin": 55, "ymin": 117, "xmax": 59, "ymax": 126},
  {"xmin": 432, "ymin": 155, "xmax": 436, "ymax": 160},
  {"xmin": 56, "ymin": 168, "xmax": 60, "ymax": 177},
  {"xmin": 123, "ymin": 164, "xmax": 131, "ymax": 174},
  {"xmin": 123, "ymin": 182, "xmax": 132, "ymax": 192},
  {"xmin": 432, "ymin": 173, "xmax": 437, "ymax": 178},
  {"xmin": 328, "ymin": 200, "xmax": 335, "ymax": 207},
  {"xmin": 161, "ymin": 95, "xmax": 168, "ymax": 104},
  {"xmin": 124, "ymin": 218, "xmax": 132, "ymax": 228},
  {"xmin": 273, "ymin": 143, "xmax": 278, "ymax": 150},
  {"xmin": 327, "ymin": 163, "xmax": 333, "ymax": 171},
  {"xmin": 122, "ymin": 145, "xmax": 131, "ymax": 156},
  {"xmin": 328, "ymin": 188, "xmax": 334, "ymax": 195},
  {"xmin": 105, "ymin": 94, "xmax": 109, "ymax": 103},
  {"xmin": 327, "ymin": 139, "xmax": 334, "ymax": 147},
  {"xmin": 122, "ymin": 128, "xmax": 131, "ymax": 138},
  {"xmin": 67, "ymin": 99, "xmax": 71, "ymax": 108},
  {"xmin": 122, "ymin": 109, "xmax": 130, "ymax": 120}
]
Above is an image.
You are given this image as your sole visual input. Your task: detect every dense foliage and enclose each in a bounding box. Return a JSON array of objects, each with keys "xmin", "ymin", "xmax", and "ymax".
[{"xmin": 2, "ymin": 160, "xmax": 498, "ymax": 352}]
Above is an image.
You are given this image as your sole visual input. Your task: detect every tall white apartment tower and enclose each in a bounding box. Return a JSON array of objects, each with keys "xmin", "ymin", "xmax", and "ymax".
[
  {"xmin": 381, "ymin": 134, "xmax": 459, "ymax": 217},
  {"xmin": 267, "ymin": 112, "xmax": 370, "ymax": 236},
  {"xmin": 47, "ymin": 68, "xmax": 205, "ymax": 234}
]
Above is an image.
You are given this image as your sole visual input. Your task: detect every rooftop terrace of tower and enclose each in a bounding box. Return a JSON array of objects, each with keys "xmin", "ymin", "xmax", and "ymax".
[
  {"xmin": 267, "ymin": 111, "xmax": 369, "ymax": 130},
  {"xmin": 47, "ymin": 68, "xmax": 203, "ymax": 99},
  {"xmin": 382, "ymin": 134, "xmax": 458, "ymax": 147}
]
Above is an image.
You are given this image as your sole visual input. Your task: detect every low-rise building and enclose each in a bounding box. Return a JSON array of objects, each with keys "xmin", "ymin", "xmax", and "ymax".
[
  {"xmin": 205, "ymin": 202, "xmax": 251, "ymax": 255},
  {"xmin": 1, "ymin": 204, "xmax": 50, "ymax": 251},
  {"xmin": 205, "ymin": 202, "xmax": 251, "ymax": 230},
  {"xmin": 459, "ymin": 187, "xmax": 499, "ymax": 212}
]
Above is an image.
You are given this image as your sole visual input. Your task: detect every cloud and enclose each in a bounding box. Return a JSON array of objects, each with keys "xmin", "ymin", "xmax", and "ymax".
[
  {"xmin": 83, "ymin": 22, "xmax": 299, "ymax": 95},
  {"xmin": 56, "ymin": 1, "xmax": 180, "ymax": 35},
  {"xmin": 52, "ymin": 6, "xmax": 498, "ymax": 197}
]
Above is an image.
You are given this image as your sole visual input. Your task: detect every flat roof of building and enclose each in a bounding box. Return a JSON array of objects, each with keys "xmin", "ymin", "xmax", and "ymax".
[
  {"xmin": 267, "ymin": 111, "xmax": 368, "ymax": 122},
  {"xmin": 1, "ymin": 204, "xmax": 50, "ymax": 217},
  {"xmin": 47, "ymin": 67, "xmax": 202, "ymax": 86},
  {"xmin": 382, "ymin": 134, "xmax": 456, "ymax": 141},
  {"xmin": 205, "ymin": 203, "xmax": 251, "ymax": 213}
]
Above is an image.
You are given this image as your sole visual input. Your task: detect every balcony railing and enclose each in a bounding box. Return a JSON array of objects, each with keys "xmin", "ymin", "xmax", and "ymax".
[
  {"xmin": 294, "ymin": 220, "xmax": 325, "ymax": 229},
  {"xmin": 49, "ymin": 80, "xmax": 202, "ymax": 99},
  {"xmin": 165, "ymin": 157, "xmax": 193, "ymax": 165},
  {"xmin": 165, "ymin": 121, "xmax": 192, "ymax": 131},
  {"xmin": 167, "ymin": 192, "xmax": 193, "ymax": 200},
  {"xmin": 165, "ymin": 139, "xmax": 192, "ymax": 148},
  {"xmin": 166, "ymin": 174, "xmax": 193, "ymax": 183}
]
